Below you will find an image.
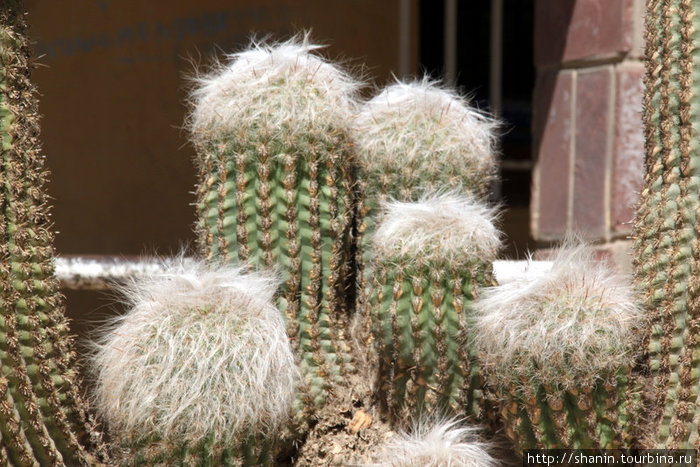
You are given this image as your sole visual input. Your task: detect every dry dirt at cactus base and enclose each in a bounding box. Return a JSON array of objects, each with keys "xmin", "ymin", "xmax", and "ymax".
[
  {"xmin": 292, "ymin": 369, "xmax": 519, "ymax": 466},
  {"xmin": 292, "ymin": 368, "xmax": 396, "ymax": 465}
]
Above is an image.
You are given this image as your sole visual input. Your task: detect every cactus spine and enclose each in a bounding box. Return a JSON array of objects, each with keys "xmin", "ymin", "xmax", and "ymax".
[
  {"xmin": 0, "ymin": 2, "xmax": 105, "ymax": 465},
  {"xmin": 189, "ymin": 38, "xmax": 359, "ymax": 426},
  {"xmin": 476, "ymin": 245, "xmax": 641, "ymax": 451},
  {"xmin": 633, "ymin": 0, "xmax": 700, "ymax": 448},
  {"xmin": 367, "ymin": 194, "xmax": 500, "ymax": 423}
]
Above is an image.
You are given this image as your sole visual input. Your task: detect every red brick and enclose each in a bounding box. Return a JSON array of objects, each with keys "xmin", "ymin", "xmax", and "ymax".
[
  {"xmin": 532, "ymin": 71, "xmax": 574, "ymax": 240},
  {"xmin": 535, "ymin": 0, "xmax": 631, "ymax": 66},
  {"xmin": 573, "ymin": 67, "xmax": 612, "ymax": 239},
  {"xmin": 612, "ymin": 64, "xmax": 644, "ymax": 233},
  {"xmin": 621, "ymin": 0, "xmax": 637, "ymax": 51}
]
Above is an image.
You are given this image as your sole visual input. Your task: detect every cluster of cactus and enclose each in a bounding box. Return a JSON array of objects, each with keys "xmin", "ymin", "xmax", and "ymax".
[
  {"xmin": 6, "ymin": 0, "xmax": 700, "ymax": 464},
  {"xmin": 173, "ymin": 37, "xmax": 647, "ymax": 462},
  {"xmin": 0, "ymin": 3, "xmax": 105, "ymax": 465},
  {"xmin": 180, "ymin": 37, "xmax": 507, "ymax": 464}
]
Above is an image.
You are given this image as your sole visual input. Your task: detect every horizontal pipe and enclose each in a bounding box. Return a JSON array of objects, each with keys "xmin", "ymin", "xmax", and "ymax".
[{"xmin": 55, "ymin": 255, "xmax": 553, "ymax": 290}]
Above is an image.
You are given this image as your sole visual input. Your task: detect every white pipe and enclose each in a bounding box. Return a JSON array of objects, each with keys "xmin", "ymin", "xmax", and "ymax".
[{"xmin": 55, "ymin": 256, "xmax": 553, "ymax": 290}]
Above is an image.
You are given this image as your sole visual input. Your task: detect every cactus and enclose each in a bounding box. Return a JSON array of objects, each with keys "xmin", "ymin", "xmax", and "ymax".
[
  {"xmin": 475, "ymin": 245, "xmax": 641, "ymax": 451},
  {"xmin": 92, "ymin": 261, "xmax": 297, "ymax": 465},
  {"xmin": 632, "ymin": 0, "xmax": 700, "ymax": 449},
  {"xmin": 0, "ymin": 2, "xmax": 106, "ymax": 465},
  {"xmin": 351, "ymin": 80, "xmax": 499, "ymax": 362},
  {"xmin": 369, "ymin": 417, "xmax": 498, "ymax": 467},
  {"xmin": 189, "ymin": 37, "xmax": 358, "ymax": 426},
  {"xmin": 367, "ymin": 193, "xmax": 500, "ymax": 424},
  {"xmin": 353, "ymin": 79, "xmax": 498, "ymax": 206}
]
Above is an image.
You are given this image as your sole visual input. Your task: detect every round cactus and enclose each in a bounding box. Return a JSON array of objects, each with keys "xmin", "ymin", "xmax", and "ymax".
[
  {"xmin": 475, "ymin": 244, "xmax": 641, "ymax": 451},
  {"xmin": 92, "ymin": 261, "xmax": 297, "ymax": 465},
  {"xmin": 370, "ymin": 417, "xmax": 497, "ymax": 467},
  {"xmin": 353, "ymin": 79, "xmax": 499, "ymax": 205}
]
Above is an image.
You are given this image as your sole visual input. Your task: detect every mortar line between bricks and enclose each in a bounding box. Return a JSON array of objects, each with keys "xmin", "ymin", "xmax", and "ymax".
[
  {"xmin": 537, "ymin": 54, "xmax": 641, "ymax": 73},
  {"xmin": 604, "ymin": 64, "xmax": 617, "ymax": 242}
]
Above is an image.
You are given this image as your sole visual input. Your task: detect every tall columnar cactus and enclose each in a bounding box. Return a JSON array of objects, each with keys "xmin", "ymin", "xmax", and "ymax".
[
  {"xmin": 351, "ymin": 80, "xmax": 499, "ymax": 354},
  {"xmin": 633, "ymin": 0, "xmax": 700, "ymax": 449},
  {"xmin": 367, "ymin": 193, "xmax": 500, "ymax": 424},
  {"xmin": 189, "ymin": 38, "xmax": 359, "ymax": 423},
  {"xmin": 92, "ymin": 262, "xmax": 297, "ymax": 466},
  {"xmin": 0, "ymin": 3, "xmax": 106, "ymax": 465},
  {"xmin": 476, "ymin": 245, "xmax": 641, "ymax": 451}
]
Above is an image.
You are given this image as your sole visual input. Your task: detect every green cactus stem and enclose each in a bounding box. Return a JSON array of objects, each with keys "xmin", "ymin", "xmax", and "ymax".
[
  {"xmin": 367, "ymin": 193, "xmax": 500, "ymax": 424},
  {"xmin": 476, "ymin": 245, "xmax": 641, "ymax": 451},
  {"xmin": 189, "ymin": 37, "xmax": 359, "ymax": 424},
  {"xmin": 0, "ymin": 2, "xmax": 106, "ymax": 465},
  {"xmin": 633, "ymin": 0, "xmax": 700, "ymax": 449},
  {"xmin": 351, "ymin": 80, "xmax": 499, "ymax": 356},
  {"xmin": 92, "ymin": 261, "xmax": 297, "ymax": 466}
]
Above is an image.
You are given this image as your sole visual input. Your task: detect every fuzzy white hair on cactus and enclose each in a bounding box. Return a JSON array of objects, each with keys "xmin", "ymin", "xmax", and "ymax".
[
  {"xmin": 91, "ymin": 260, "xmax": 297, "ymax": 445},
  {"xmin": 189, "ymin": 33, "xmax": 360, "ymax": 140},
  {"xmin": 372, "ymin": 192, "xmax": 501, "ymax": 265},
  {"xmin": 372, "ymin": 418, "xmax": 497, "ymax": 467},
  {"xmin": 474, "ymin": 243, "xmax": 641, "ymax": 390},
  {"xmin": 353, "ymin": 78, "xmax": 499, "ymax": 193}
]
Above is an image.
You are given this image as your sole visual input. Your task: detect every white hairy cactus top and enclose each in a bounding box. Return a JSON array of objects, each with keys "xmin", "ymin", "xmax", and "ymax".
[
  {"xmin": 372, "ymin": 192, "xmax": 501, "ymax": 265},
  {"xmin": 353, "ymin": 78, "xmax": 499, "ymax": 197},
  {"xmin": 189, "ymin": 34, "xmax": 359, "ymax": 143},
  {"xmin": 91, "ymin": 260, "xmax": 297, "ymax": 445},
  {"xmin": 372, "ymin": 418, "xmax": 497, "ymax": 467},
  {"xmin": 475, "ymin": 244, "xmax": 641, "ymax": 390}
]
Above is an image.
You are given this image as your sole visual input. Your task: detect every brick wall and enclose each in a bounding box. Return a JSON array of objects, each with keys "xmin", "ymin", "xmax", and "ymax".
[{"xmin": 530, "ymin": 0, "xmax": 645, "ymax": 271}]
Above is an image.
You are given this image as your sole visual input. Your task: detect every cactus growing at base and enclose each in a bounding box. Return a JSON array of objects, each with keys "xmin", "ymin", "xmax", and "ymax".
[
  {"xmin": 0, "ymin": 3, "xmax": 106, "ymax": 465},
  {"xmin": 370, "ymin": 418, "xmax": 497, "ymax": 467},
  {"xmin": 367, "ymin": 193, "xmax": 500, "ymax": 424},
  {"xmin": 189, "ymin": 38, "xmax": 358, "ymax": 424},
  {"xmin": 632, "ymin": 0, "xmax": 700, "ymax": 449},
  {"xmin": 475, "ymin": 245, "xmax": 641, "ymax": 451},
  {"xmin": 92, "ymin": 261, "xmax": 297, "ymax": 465}
]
